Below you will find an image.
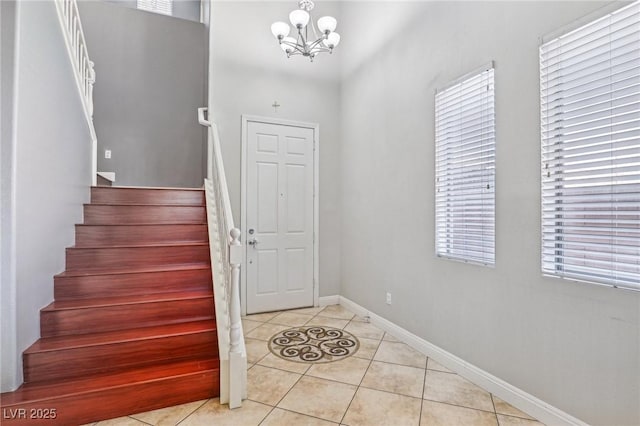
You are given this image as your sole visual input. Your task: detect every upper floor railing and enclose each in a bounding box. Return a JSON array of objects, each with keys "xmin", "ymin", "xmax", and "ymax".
[{"xmin": 198, "ymin": 107, "xmax": 247, "ymax": 408}]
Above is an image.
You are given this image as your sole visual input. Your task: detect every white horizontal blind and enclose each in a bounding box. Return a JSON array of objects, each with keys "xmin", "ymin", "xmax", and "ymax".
[
  {"xmin": 540, "ymin": 1, "xmax": 640, "ymax": 290},
  {"xmin": 137, "ymin": 0, "xmax": 172, "ymax": 16},
  {"xmin": 435, "ymin": 67, "xmax": 495, "ymax": 265}
]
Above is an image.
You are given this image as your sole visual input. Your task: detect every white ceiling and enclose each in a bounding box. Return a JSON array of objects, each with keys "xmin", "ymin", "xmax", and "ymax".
[{"xmin": 211, "ymin": 1, "xmax": 433, "ymax": 81}]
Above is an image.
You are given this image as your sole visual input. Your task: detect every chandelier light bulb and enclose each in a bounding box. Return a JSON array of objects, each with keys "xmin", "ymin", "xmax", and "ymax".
[
  {"xmin": 271, "ymin": 21, "xmax": 290, "ymax": 39},
  {"xmin": 289, "ymin": 9, "xmax": 310, "ymax": 29},
  {"xmin": 317, "ymin": 16, "xmax": 337, "ymax": 34},
  {"xmin": 323, "ymin": 32, "xmax": 340, "ymax": 48},
  {"xmin": 280, "ymin": 37, "xmax": 297, "ymax": 53}
]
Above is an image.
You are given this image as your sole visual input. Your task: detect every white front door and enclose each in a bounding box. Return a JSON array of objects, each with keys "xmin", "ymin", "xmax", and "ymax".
[{"xmin": 245, "ymin": 120, "xmax": 315, "ymax": 314}]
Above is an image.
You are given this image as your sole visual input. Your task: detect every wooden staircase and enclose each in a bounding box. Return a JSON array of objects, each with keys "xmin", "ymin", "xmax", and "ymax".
[{"xmin": 0, "ymin": 187, "xmax": 220, "ymax": 425}]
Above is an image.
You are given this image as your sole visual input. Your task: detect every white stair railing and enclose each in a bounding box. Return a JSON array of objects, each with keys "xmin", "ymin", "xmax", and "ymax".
[
  {"xmin": 54, "ymin": 0, "xmax": 98, "ymax": 185},
  {"xmin": 198, "ymin": 107, "xmax": 247, "ymax": 409}
]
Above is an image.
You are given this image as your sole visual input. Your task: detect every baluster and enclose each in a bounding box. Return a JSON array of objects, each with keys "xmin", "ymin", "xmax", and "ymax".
[
  {"xmin": 228, "ymin": 228, "xmax": 243, "ymax": 408},
  {"xmin": 81, "ymin": 56, "xmax": 86, "ymax": 94},
  {"xmin": 66, "ymin": 1, "xmax": 71, "ymax": 32},
  {"xmin": 77, "ymin": 30, "xmax": 82, "ymax": 68},
  {"xmin": 85, "ymin": 60, "xmax": 90, "ymax": 99},
  {"xmin": 72, "ymin": 18, "xmax": 77, "ymax": 64},
  {"xmin": 88, "ymin": 60, "xmax": 95, "ymax": 116}
]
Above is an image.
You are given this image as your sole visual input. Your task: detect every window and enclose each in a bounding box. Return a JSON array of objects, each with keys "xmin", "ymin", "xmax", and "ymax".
[
  {"xmin": 137, "ymin": 0, "xmax": 172, "ymax": 16},
  {"xmin": 540, "ymin": 1, "xmax": 640, "ymax": 290},
  {"xmin": 435, "ymin": 66, "xmax": 495, "ymax": 265}
]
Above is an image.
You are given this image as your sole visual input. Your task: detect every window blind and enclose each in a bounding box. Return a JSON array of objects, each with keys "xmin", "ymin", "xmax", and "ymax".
[
  {"xmin": 435, "ymin": 67, "xmax": 495, "ymax": 265},
  {"xmin": 540, "ymin": 1, "xmax": 640, "ymax": 290},
  {"xmin": 137, "ymin": 0, "xmax": 172, "ymax": 16}
]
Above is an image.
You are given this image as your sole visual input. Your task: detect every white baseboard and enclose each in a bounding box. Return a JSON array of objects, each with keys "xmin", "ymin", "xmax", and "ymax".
[
  {"xmin": 337, "ymin": 296, "xmax": 588, "ymax": 426},
  {"xmin": 318, "ymin": 295, "xmax": 340, "ymax": 307}
]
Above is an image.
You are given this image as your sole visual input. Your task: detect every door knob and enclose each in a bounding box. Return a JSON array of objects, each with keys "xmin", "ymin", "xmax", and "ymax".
[{"xmin": 248, "ymin": 239, "xmax": 259, "ymax": 246}]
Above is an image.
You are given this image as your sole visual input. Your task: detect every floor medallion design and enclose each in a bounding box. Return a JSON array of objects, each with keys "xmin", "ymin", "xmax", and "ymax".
[{"xmin": 268, "ymin": 326, "xmax": 360, "ymax": 364}]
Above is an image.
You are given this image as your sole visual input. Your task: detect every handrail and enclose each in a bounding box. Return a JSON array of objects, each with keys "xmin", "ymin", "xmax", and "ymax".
[
  {"xmin": 54, "ymin": 0, "xmax": 98, "ymax": 185},
  {"xmin": 198, "ymin": 108, "xmax": 235, "ymax": 237},
  {"xmin": 199, "ymin": 107, "xmax": 246, "ymax": 409}
]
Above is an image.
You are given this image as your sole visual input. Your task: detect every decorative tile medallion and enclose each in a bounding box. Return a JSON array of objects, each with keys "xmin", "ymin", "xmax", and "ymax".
[{"xmin": 268, "ymin": 326, "xmax": 360, "ymax": 364}]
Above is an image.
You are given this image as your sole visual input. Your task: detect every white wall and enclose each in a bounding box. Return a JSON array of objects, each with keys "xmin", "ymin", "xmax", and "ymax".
[
  {"xmin": 338, "ymin": 2, "xmax": 639, "ymax": 425},
  {"xmin": 0, "ymin": 0, "xmax": 19, "ymax": 392},
  {"xmin": 0, "ymin": 0, "xmax": 93, "ymax": 391},
  {"xmin": 210, "ymin": 1, "xmax": 343, "ymax": 296}
]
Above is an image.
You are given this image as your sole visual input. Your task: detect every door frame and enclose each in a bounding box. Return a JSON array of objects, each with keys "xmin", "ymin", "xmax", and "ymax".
[{"xmin": 240, "ymin": 115, "xmax": 320, "ymax": 316}]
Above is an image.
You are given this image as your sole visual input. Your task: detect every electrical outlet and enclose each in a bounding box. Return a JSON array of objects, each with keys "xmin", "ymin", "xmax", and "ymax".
[
  {"xmin": 386, "ymin": 292, "xmax": 392, "ymax": 305},
  {"xmin": 104, "ymin": 149, "xmax": 112, "ymax": 159}
]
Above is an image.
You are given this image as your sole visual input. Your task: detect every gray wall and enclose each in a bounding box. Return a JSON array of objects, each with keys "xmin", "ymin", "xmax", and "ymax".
[
  {"xmin": 1, "ymin": 0, "xmax": 19, "ymax": 392},
  {"xmin": 104, "ymin": 0, "xmax": 202, "ymax": 23},
  {"xmin": 338, "ymin": 2, "xmax": 639, "ymax": 425},
  {"xmin": 1, "ymin": 0, "xmax": 93, "ymax": 391},
  {"xmin": 79, "ymin": 0, "xmax": 207, "ymax": 188},
  {"xmin": 210, "ymin": 2, "xmax": 343, "ymax": 297}
]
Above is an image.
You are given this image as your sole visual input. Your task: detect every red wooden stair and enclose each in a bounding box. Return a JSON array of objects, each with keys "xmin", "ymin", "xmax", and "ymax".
[{"xmin": 0, "ymin": 186, "xmax": 219, "ymax": 425}]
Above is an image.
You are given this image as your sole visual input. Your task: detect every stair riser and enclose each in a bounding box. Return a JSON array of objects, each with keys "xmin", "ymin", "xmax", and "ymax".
[
  {"xmin": 75, "ymin": 224, "xmax": 208, "ymax": 246},
  {"xmin": 54, "ymin": 269, "xmax": 212, "ymax": 300},
  {"xmin": 41, "ymin": 298, "xmax": 215, "ymax": 338},
  {"xmin": 0, "ymin": 367, "xmax": 218, "ymax": 425},
  {"xmin": 84, "ymin": 205, "xmax": 206, "ymax": 225},
  {"xmin": 91, "ymin": 187, "xmax": 205, "ymax": 206},
  {"xmin": 65, "ymin": 245, "xmax": 210, "ymax": 271},
  {"xmin": 23, "ymin": 333, "xmax": 217, "ymax": 383}
]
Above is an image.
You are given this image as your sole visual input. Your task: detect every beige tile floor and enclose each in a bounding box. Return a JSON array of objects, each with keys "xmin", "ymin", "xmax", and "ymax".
[{"xmin": 90, "ymin": 305, "xmax": 545, "ymax": 426}]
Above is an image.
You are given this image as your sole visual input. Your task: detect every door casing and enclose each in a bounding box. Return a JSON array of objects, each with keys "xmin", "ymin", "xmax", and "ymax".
[{"xmin": 240, "ymin": 115, "xmax": 320, "ymax": 316}]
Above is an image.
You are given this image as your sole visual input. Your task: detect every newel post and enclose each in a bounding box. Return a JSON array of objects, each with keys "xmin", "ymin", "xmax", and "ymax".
[{"xmin": 228, "ymin": 228, "xmax": 244, "ymax": 408}]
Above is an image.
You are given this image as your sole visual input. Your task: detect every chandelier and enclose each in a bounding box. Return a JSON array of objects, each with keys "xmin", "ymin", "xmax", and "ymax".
[{"xmin": 270, "ymin": 0, "xmax": 340, "ymax": 62}]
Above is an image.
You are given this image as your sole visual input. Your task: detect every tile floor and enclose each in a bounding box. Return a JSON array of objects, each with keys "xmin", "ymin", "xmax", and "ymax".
[{"xmin": 90, "ymin": 304, "xmax": 545, "ymax": 426}]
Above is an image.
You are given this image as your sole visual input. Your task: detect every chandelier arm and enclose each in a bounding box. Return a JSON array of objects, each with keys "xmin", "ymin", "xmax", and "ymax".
[
  {"xmin": 287, "ymin": 38, "xmax": 307, "ymax": 55},
  {"xmin": 297, "ymin": 27, "xmax": 308, "ymax": 53},
  {"xmin": 309, "ymin": 15, "xmax": 321, "ymax": 42},
  {"xmin": 312, "ymin": 48, "xmax": 332, "ymax": 55},
  {"xmin": 291, "ymin": 44, "xmax": 307, "ymax": 55},
  {"xmin": 282, "ymin": 39, "xmax": 299, "ymax": 49},
  {"xmin": 307, "ymin": 37, "xmax": 326, "ymax": 50},
  {"xmin": 304, "ymin": 25, "xmax": 309, "ymax": 50}
]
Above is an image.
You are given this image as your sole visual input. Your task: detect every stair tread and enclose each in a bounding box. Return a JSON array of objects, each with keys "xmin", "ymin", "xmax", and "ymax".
[
  {"xmin": 93, "ymin": 186, "xmax": 204, "ymax": 191},
  {"xmin": 76, "ymin": 223, "xmax": 207, "ymax": 227},
  {"xmin": 56, "ymin": 263, "xmax": 211, "ymax": 278},
  {"xmin": 83, "ymin": 222, "xmax": 207, "ymax": 226},
  {"xmin": 42, "ymin": 290, "xmax": 213, "ymax": 311},
  {"xmin": 68, "ymin": 242, "xmax": 209, "ymax": 250},
  {"xmin": 86, "ymin": 203, "xmax": 205, "ymax": 207},
  {"xmin": 25, "ymin": 320, "xmax": 216, "ymax": 353},
  {"xmin": 1, "ymin": 358, "xmax": 219, "ymax": 405}
]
